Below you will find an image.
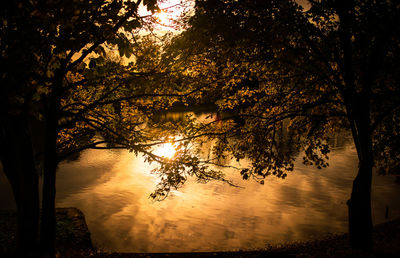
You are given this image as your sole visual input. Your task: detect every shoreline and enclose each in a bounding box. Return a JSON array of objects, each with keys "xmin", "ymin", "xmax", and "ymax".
[
  {"xmin": 0, "ymin": 207, "xmax": 93, "ymax": 257},
  {"xmin": 97, "ymin": 218, "xmax": 400, "ymax": 257},
  {"xmin": 1, "ymin": 208, "xmax": 399, "ymax": 257}
]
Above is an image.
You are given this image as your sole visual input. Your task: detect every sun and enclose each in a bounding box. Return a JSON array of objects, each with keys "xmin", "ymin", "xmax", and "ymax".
[
  {"xmin": 138, "ymin": 0, "xmax": 192, "ymax": 31},
  {"xmin": 155, "ymin": 10, "xmax": 171, "ymax": 25},
  {"xmin": 154, "ymin": 143, "xmax": 176, "ymax": 159}
]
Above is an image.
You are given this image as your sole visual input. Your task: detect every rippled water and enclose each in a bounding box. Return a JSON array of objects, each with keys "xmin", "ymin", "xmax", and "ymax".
[
  {"xmin": 1, "ymin": 134, "xmax": 399, "ymax": 252},
  {"xmin": 54, "ymin": 144, "xmax": 399, "ymax": 252}
]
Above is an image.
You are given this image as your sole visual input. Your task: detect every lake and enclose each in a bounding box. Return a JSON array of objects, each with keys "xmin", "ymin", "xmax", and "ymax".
[{"xmin": 0, "ymin": 116, "xmax": 399, "ymax": 252}]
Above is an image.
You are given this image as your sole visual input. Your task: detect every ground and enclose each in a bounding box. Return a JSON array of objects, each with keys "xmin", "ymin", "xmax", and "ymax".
[{"xmin": 0, "ymin": 207, "xmax": 93, "ymax": 257}]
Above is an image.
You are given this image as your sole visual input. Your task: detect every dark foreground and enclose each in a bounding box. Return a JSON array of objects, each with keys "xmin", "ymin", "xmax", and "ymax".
[
  {"xmin": 0, "ymin": 207, "xmax": 93, "ymax": 257},
  {"xmin": 1, "ymin": 208, "xmax": 399, "ymax": 257}
]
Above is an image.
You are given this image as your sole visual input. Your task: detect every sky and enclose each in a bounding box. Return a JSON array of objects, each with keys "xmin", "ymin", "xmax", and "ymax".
[
  {"xmin": 137, "ymin": 0, "xmax": 311, "ymax": 33},
  {"xmin": 138, "ymin": 0, "xmax": 194, "ymax": 32}
]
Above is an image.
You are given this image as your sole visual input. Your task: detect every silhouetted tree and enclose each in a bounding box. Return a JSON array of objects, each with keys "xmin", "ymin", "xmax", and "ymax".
[
  {"xmin": 0, "ymin": 0, "xmax": 177, "ymax": 256},
  {"xmin": 166, "ymin": 0, "xmax": 400, "ymax": 250}
]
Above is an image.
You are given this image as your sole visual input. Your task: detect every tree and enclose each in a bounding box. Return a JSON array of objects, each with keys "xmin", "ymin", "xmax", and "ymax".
[
  {"xmin": 0, "ymin": 0, "xmax": 183, "ymax": 256},
  {"xmin": 165, "ymin": 0, "xmax": 400, "ymax": 250}
]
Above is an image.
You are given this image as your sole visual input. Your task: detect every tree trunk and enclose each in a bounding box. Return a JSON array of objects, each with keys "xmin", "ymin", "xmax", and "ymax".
[
  {"xmin": 348, "ymin": 158, "xmax": 373, "ymax": 249},
  {"xmin": 12, "ymin": 171, "xmax": 40, "ymax": 258},
  {"xmin": 40, "ymin": 158, "xmax": 57, "ymax": 258},
  {"xmin": 0, "ymin": 116, "xmax": 40, "ymax": 257},
  {"xmin": 39, "ymin": 73, "xmax": 62, "ymax": 258},
  {"xmin": 347, "ymin": 94, "xmax": 374, "ymax": 250},
  {"xmin": 39, "ymin": 117, "xmax": 58, "ymax": 258}
]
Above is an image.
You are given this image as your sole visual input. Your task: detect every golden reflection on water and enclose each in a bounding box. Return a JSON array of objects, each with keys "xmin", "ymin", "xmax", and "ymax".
[
  {"xmin": 0, "ymin": 113, "xmax": 397, "ymax": 252},
  {"xmin": 154, "ymin": 142, "xmax": 176, "ymax": 159},
  {"xmin": 50, "ymin": 144, "xmax": 400, "ymax": 253}
]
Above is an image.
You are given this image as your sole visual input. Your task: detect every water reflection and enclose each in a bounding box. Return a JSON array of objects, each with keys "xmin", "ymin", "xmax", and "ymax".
[
  {"xmin": 1, "ymin": 115, "xmax": 400, "ymax": 252},
  {"xmin": 154, "ymin": 142, "xmax": 176, "ymax": 159},
  {"xmin": 52, "ymin": 144, "xmax": 400, "ymax": 252}
]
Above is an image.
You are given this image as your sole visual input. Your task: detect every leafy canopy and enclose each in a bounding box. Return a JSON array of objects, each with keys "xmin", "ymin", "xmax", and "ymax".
[{"xmin": 159, "ymin": 0, "xmax": 400, "ymax": 188}]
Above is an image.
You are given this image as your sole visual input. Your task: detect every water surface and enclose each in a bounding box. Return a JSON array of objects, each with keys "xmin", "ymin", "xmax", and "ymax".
[
  {"xmin": 1, "ymin": 115, "xmax": 399, "ymax": 252},
  {"xmin": 52, "ymin": 144, "xmax": 400, "ymax": 252}
]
